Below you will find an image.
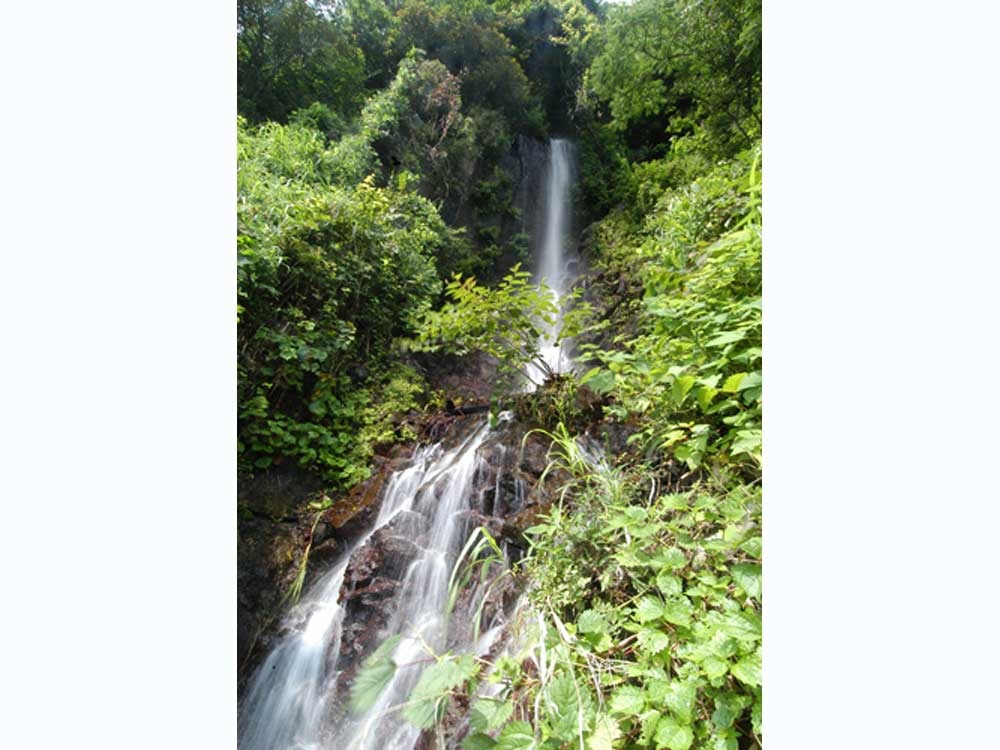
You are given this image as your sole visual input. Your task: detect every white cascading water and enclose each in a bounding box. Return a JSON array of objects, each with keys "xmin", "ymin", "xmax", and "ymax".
[
  {"xmin": 238, "ymin": 418, "xmax": 516, "ymax": 750},
  {"xmin": 526, "ymin": 138, "xmax": 577, "ymax": 386}
]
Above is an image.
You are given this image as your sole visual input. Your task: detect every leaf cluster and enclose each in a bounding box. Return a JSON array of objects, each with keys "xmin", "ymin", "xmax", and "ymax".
[{"xmin": 411, "ymin": 264, "xmax": 592, "ymax": 392}]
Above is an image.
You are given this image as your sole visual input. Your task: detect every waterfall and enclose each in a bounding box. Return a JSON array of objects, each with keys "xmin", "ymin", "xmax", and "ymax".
[
  {"xmin": 237, "ymin": 418, "xmax": 517, "ymax": 750},
  {"xmin": 238, "ymin": 140, "xmax": 580, "ymax": 750},
  {"xmin": 527, "ymin": 138, "xmax": 578, "ymax": 386}
]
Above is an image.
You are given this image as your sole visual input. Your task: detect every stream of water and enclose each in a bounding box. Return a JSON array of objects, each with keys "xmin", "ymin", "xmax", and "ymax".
[{"xmin": 527, "ymin": 138, "xmax": 578, "ymax": 385}]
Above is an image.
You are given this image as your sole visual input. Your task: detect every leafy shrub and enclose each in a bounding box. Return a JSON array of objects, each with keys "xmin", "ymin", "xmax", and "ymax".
[
  {"xmin": 411, "ymin": 264, "xmax": 591, "ymax": 391},
  {"xmin": 581, "ymin": 145, "xmax": 762, "ymax": 473},
  {"xmin": 238, "ymin": 116, "xmax": 449, "ymax": 486}
]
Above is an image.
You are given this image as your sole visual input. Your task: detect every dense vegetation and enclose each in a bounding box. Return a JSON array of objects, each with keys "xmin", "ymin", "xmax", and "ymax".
[{"xmin": 238, "ymin": 0, "xmax": 761, "ymax": 747}]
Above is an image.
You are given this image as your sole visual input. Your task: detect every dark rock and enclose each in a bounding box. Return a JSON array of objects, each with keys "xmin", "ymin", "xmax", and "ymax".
[
  {"xmin": 344, "ymin": 576, "xmax": 400, "ymax": 605},
  {"xmin": 325, "ymin": 467, "xmax": 387, "ymax": 536},
  {"xmin": 338, "ymin": 609, "xmax": 391, "ymax": 664},
  {"xmin": 507, "ymin": 503, "xmax": 552, "ymax": 536},
  {"xmin": 344, "ymin": 540, "xmax": 383, "ymax": 587},
  {"xmin": 311, "ymin": 520, "xmax": 332, "ymax": 546},
  {"xmin": 382, "ymin": 509, "xmax": 430, "ymax": 538},
  {"xmin": 454, "ymin": 509, "xmax": 523, "ymax": 547},
  {"xmin": 309, "ymin": 538, "xmax": 340, "ymax": 566},
  {"xmin": 373, "ymin": 529, "xmax": 424, "ymax": 577},
  {"xmin": 586, "ymin": 420, "xmax": 639, "ymax": 458},
  {"xmin": 518, "ymin": 433, "xmax": 551, "ymax": 478}
]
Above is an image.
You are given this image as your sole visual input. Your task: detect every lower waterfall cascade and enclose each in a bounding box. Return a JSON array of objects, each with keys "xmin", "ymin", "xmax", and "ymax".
[{"xmin": 238, "ymin": 416, "xmax": 531, "ymax": 750}]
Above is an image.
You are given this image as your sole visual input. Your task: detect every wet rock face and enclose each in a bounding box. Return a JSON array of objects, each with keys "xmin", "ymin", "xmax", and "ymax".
[
  {"xmin": 344, "ymin": 576, "xmax": 400, "ymax": 606},
  {"xmin": 517, "ymin": 431, "xmax": 551, "ymax": 478},
  {"xmin": 325, "ymin": 462, "xmax": 388, "ymax": 536},
  {"xmin": 238, "ymin": 412, "xmax": 566, "ymax": 701},
  {"xmin": 418, "ymin": 351, "xmax": 499, "ymax": 405},
  {"xmin": 453, "ymin": 510, "xmax": 522, "ymax": 548},
  {"xmin": 344, "ymin": 541, "xmax": 383, "ymax": 588},
  {"xmin": 384, "ymin": 508, "xmax": 430, "ymax": 538},
  {"xmin": 236, "ymin": 448, "xmax": 419, "ymax": 694},
  {"xmin": 238, "ymin": 466, "xmax": 328, "ymax": 689}
]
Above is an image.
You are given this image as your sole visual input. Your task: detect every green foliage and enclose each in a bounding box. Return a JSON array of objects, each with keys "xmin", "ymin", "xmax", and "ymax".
[
  {"xmin": 349, "ymin": 634, "xmax": 403, "ymax": 714},
  {"xmin": 288, "ymin": 102, "xmax": 347, "ymax": 140},
  {"xmin": 238, "ymin": 115, "xmax": 446, "ymax": 485},
  {"xmin": 238, "ymin": 0, "xmax": 366, "ymax": 123},
  {"xmin": 393, "ymin": 0, "xmax": 544, "ymax": 134},
  {"xmin": 585, "ymin": 0, "xmax": 760, "ymax": 152},
  {"xmin": 581, "ymin": 145, "xmax": 761, "ymax": 473},
  {"xmin": 236, "ymin": 7, "xmax": 763, "ymax": 747},
  {"xmin": 404, "ymin": 653, "xmax": 480, "ymax": 728},
  {"xmin": 446, "ymin": 526, "xmax": 510, "ymax": 641},
  {"xmin": 512, "ymin": 433, "xmax": 762, "ymax": 750},
  {"xmin": 412, "ymin": 265, "xmax": 592, "ymax": 389}
]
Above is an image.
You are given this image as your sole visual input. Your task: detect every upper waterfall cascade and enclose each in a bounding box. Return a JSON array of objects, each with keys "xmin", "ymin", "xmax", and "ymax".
[{"xmin": 527, "ymin": 138, "xmax": 579, "ymax": 386}]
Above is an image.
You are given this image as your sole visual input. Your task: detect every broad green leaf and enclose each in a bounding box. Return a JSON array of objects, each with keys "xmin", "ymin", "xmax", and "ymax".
[
  {"xmin": 706, "ymin": 330, "xmax": 746, "ymax": 347},
  {"xmin": 751, "ymin": 697, "xmax": 762, "ymax": 734},
  {"xmin": 730, "ymin": 650, "xmax": 761, "ymax": 687},
  {"xmin": 721, "ymin": 611, "xmax": 761, "ymax": 643},
  {"xmin": 723, "ymin": 525, "xmax": 748, "ymax": 545},
  {"xmin": 348, "ymin": 635, "xmax": 401, "ymax": 714},
  {"xmin": 707, "ymin": 730, "xmax": 738, "ymax": 750},
  {"xmin": 661, "ymin": 597, "xmax": 693, "ymax": 627},
  {"xmin": 701, "ymin": 657, "xmax": 729, "ymax": 680},
  {"xmin": 471, "ymin": 698, "xmax": 513, "ymax": 732},
  {"xmin": 654, "ymin": 716, "xmax": 694, "ymax": 750},
  {"xmin": 403, "ymin": 654, "xmax": 478, "ymax": 728},
  {"xmin": 656, "ymin": 572, "xmax": 683, "ymax": 596},
  {"xmin": 711, "ymin": 693, "xmax": 750, "ymax": 729},
  {"xmin": 609, "ymin": 685, "xmax": 646, "ymax": 714},
  {"xmin": 463, "ymin": 733, "xmax": 498, "ymax": 750},
  {"xmin": 663, "ymin": 681, "xmax": 696, "ymax": 723},
  {"xmin": 736, "ymin": 372, "xmax": 762, "ymax": 392},
  {"xmin": 462, "ymin": 732, "xmax": 497, "ymax": 750},
  {"xmin": 581, "ymin": 367, "xmax": 616, "ymax": 394},
  {"xmin": 731, "ymin": 563, "xmax": 762, "ymax": 600},
  {"xmin": 660, "ymin": 495, "xmax": 690, "ymax": 511},
  {"xmin": 578, "ymin": 610, "xmax": 609, "ymax": 635},
  {"xmin": 706, "ymin": 631, "xmax": 739, "ymax": 660},
  {"xmin": 646, "ymin": 679, "xmax": 669, "ymax": 703},
  {"xmin": 671, "ymin": 375, "xmax": 696, "ymax": 404},
  {"xmin": 721, "ymin": 373, "xmax": 747, "ymax": 393},
  {"xmin": 639, "ymin": 710, "xmax": 663, "ymax": 744},
  {"xmin": 696, "ymin": 385, "xmax": 718, "ymax": 410},
  {"xmin": 635, "ymin": 597, "xmax": 665, "ymax": 623},
  {"xmin": 546, "ymin": 673, "xmax": 581, "ymax": 738},
  {"xmin": 496, "ymin": 720, "xmax": 536, "ymax": 750},
  {"xmin": 637, "ymin": 627, "xmax": 670, "ymax": 654},
  {"xmin": 588, "ymin": 714, "xmax": 620, "ymax": 750},
  {"xmin": 739, "ymin": 535, "xmax": 762, "ymax": 559},
  {"xmin": 657, "ymin": 548, "xmax": 688, "ymax": 570},
  {"xmin": 731, "ymin": 429, "xmax": 762, "ymax": 458}
]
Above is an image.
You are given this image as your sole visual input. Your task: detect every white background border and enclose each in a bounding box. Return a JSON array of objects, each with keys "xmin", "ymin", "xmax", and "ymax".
[{"xmin": 2, "ymin": 1, "xmax": 999, "ymax": 747}]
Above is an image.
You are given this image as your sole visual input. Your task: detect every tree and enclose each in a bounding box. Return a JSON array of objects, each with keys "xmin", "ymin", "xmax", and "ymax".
[
  {"xmin": 585, "ymin": 0, "xmax": 761, "ymax": 153},
  {"xmin": 237, "ymin": 0, "xmax": 365, "ymax": 122}
]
